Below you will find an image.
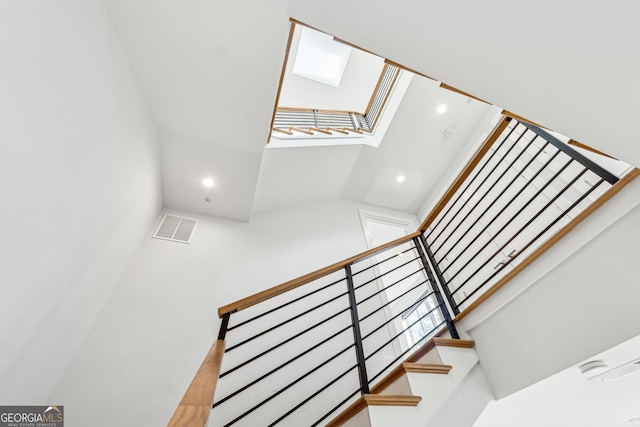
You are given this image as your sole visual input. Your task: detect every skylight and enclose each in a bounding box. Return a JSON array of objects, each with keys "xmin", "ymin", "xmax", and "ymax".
[{"xmin": 293, "ymin": 27, "xmax": 352, "ymax": 87}]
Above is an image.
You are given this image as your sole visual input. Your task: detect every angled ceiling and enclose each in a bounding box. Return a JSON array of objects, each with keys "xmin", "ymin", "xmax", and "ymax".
[
  {"xmin": 102, "ymin": 0, "xmax": 639, "ymax": 224},
  {"xmin": 101, "ymin": 0, "xmax": 291, "ymax": 221}
]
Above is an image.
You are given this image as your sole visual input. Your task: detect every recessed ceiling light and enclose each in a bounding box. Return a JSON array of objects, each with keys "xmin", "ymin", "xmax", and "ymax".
[
  {"xmin": 396, "ymin": 175, "xmax": 406, "ymax": 183},
  {"xmin": 436, "ymin": 104, "xmax": 447, "ymax": 114},
  {"xmin": 202, "ymin": 178, "xmax": 214, "ymax": 188}
]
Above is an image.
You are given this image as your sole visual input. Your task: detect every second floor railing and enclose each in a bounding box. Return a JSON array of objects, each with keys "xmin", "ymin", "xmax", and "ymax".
[{"xmin": 271, "ymin": 63, "xmax": 400, "ymax": 138}]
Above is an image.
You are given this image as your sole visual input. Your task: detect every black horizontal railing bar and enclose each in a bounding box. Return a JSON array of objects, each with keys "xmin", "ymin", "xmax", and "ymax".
[
  {"xmin": 430, "ymin": 125, "xmax": 531, "ymax": 250},
  {"xmin": 440, "ymin": 143, "xmax": 561, "ymax": 276},
  {"xmin": 224, "ymin": 290, "xmax": 349, "ymax": 353},
  {"xmin": 219, "ymin": 307, "xmax": 351, "ymax": 378},
  {"xmin": 519, "ymin": 122, "xmax": 619, "ymax": 185},
  {"xmin": 457, "ymin": 177, "xmax": 606, "ymax": 308},
  {"xmin": 454, "ymin": 172, "xmax": 600, "ymax": 304},
  {"xmin": 227, "ymin": 276, "xmax": 346, "ymax": 331},
  {"xmin": 450, "ymin": 166, "xmax": 589, "ymax": 297},
  {"xmin": 356, "ymin": 268, "xmax": 425, "ymax": 307},
  {"xmin": 221, "ymin": 345, "xmax": 357, "ymax": 427},
  {"xmin": 359, "ymin": 281, "xmax": 430, "ymax": 323},
  {"xmin": 351, "ymin": 245, "xmax": 416, "ymax": 277},
  {"xmin": 363, "ymin": 304, "xmax": 441, "ymax": 358},
  {"xmin": 444, "ymin": 154, "xmax": 572, "ymax": 283},
  {"xmin": 353, "ymin": 255, "xmax": 421, "ymax": 290},
  {"xmin": 213, "ymin": 326, "xmax": 354, "ymax": 409},
  {"xmin": 360, "ymin": 291, "xmax": 434, "ymax": 341},
  {"xmin": 368, "ymin": 320, "xmax": 446, "ymax": 385},
  {"xmin": 432, "ymin": 132, "xmax": 539, "ymax": 258},
  {"xmin": 435, "ymin": 138, "xmax": 551, "ymax": 265},
  {"xmin": 424, "ymin": 122, "xmax": 519, "ymax": 241},
  {"xmin": 267, "ymin": 365, "xmax": 359, "ymax": 427},
  {"xmin": 310, "ymin": 388, "xmax": 361, "ymax": 427}
]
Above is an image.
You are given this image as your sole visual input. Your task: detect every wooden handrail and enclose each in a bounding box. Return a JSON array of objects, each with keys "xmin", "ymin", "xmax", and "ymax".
[
  {"xmin": 218, "ymin": 231, "xmax": 421, "ymax": 317},
  {"xmin": 501, "ymin": 109, "xmax": 542, "ymax": 127},
  {"xmin": 168, "ymin": 339, "xmax": 226, "ymax": 427},
  {"xmin": 277, "ymin": 106, "xmax": 364, "ymax": 116},
  {"xmin": 365, "ymin": 63, "xmax": 389, "ymax": 115},
  {"xmin": 366, "ymin": 64, "xmax": 401, "ymax": 132},
  {"xmin": 568, "ymin": 139, "xmax": 617, "ymax": 160},
  {"xmin": 419, "ymin": 115, "xmax": 512, "ymax": 232},
  {"xmin": 267, "ymin": 21, "xmax": 296, "ymax": 143},
  {"xmin": 439, "ymin": 83, "xmax": 490, "ymax": 104},
  {"xmin": 454, "ymin": 167, "xmax": 640, "ymax": 322}
]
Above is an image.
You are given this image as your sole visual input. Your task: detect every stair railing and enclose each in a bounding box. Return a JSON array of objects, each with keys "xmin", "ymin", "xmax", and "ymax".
[
  {"xmin": 419, "ymin": 115, "xmax": 636, "ymax": 317},
  {"xmin": 170, "ymin": 114, "xmax": 639, "ymax": 427},
  {"xmin": 193, "ymin": 233, "xmax": 457, "ymax": 427}
]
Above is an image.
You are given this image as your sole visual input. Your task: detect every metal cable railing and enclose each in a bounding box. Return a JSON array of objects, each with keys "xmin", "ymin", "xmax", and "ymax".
[
  {"xmin": 271, "ymin": 64, "xmax": 400, "ymax": 138},
  {"xmin": 362, "ymin": 63, "xmax": 400, "ymax": 131},
  {"xmin": 422, "ymin": 119, "xmax": 622, "ymax": 315},
  {"xmin": 210, "ymin": 236, "xmax": 457, "ymax": 427}
]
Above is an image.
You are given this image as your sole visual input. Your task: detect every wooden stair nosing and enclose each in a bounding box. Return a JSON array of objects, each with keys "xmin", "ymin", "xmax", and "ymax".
[
  {"xmin": 324, "ymin": 394, "xmax": 421, "ymax": 427},
  {"xmin": 363, "ymin": 394, "xmax": 421, "ymax": 406},
  {"xmin": 325, "ymin": 336, "xmax": 474, "ymax": 426},
  {"xmin": 402, "ymin": 362, "xmax": 452, "ymax": 374},
  {"xmin": 370, "ymin": 336, "xmax": 474, "ymax": 394}
]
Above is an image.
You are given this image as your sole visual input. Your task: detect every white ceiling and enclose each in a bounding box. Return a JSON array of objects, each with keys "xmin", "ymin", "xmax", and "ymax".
[
  {"xmin": 254, "ymin": 74, "xmax": 496, "ymax": 214},
  {"xmin": 102, "ymin": 0, "xmax": 498, "ymax": 222},
  {"xmin": 278, "ymin": 24, "xmax": 385, "ymax": 113},
  {"xmin": 102, "ymin": 0, "xmax": 640, "ymax": 224},
  {"xmin": 101, "ymin": 0, "xmax": 291, "ymax": 221},
  {"xmin": 474, "ymin": 333, "xmax": 640, "ymax": 427}
]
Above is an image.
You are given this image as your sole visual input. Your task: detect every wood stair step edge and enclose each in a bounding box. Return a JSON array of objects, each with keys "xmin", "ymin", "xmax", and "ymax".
[
  {"xmin": 370, "ymin": 362, "xmax": 452, "ymax": 394},
  {"xmin": 325, "ymin": 394, "xmax": 421, "ymax": 427},
  {"xmin": 432, "ymin": 337, "xmax": 475, "ymax": 348}
]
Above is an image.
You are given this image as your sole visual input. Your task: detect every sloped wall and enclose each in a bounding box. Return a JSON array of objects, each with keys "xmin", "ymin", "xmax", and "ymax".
[
  {"xmin": 459, "ymin": 177, "xmax": 640, "ymax": 398},
  {"xmin": 48, "ymin": 200, "xmax": 418, "ymax": 426},
  {"xmin": 0, "ymin": 0, "xmax": 161, "ymax": 404}
]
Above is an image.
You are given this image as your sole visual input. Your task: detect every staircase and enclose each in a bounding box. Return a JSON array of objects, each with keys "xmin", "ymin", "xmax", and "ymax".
[
  {"xmin": 328, "ymin": 338, "xmax": 493, "ymax": 427},
  {"xmin": 167, "ymin": 113, "xmax": 637, "ymax": 427}
]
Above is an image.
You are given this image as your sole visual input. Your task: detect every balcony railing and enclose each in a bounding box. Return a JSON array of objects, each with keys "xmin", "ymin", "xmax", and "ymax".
[{"xmin": 271, "ymin": 63, "xmax": 400, "ymax": 138}]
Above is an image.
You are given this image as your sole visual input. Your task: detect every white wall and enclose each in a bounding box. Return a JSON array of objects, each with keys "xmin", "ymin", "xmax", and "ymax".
[
  {"xmin": 0, "ymin": 0, "xmax": 161, "ymax": 404},
  {"xmin": 457, "ymin": 177, "xmax": 640, "ymax": 398},
  {"xmin": 48, "ymin": 200, "xmax": 418, "ymax": 426}
]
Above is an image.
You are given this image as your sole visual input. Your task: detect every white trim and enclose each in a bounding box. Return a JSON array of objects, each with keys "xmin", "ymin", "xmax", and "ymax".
[{"xmin": 358, "ymin": 209, "xmax": 417, "ymax": 249}]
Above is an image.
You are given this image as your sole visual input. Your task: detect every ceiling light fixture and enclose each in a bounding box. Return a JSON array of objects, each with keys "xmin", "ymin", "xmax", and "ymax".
[
  {"xmin": 396, "ymin": 175, "xmax": 406, "ymax": 183},
  {"xmin": 202, "ymin": 178, "xmax": 214, "ymax": 188},
  {"xmin": 436, "ymin": 104, "xmax": 447, "ymax": 114}
]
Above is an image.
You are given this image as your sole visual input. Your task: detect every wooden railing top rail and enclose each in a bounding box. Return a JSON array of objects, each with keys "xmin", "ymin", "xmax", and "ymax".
[
  {"xmin": 217, "ymin": 231, "xmax": 420, "ymax": 317},
  {"xmin": 276, "ymin": 106, "xmax": 365, "ymax": 116},
  {"xmin": 454, "ymin": 166, "xmax": 640, "ymax": 322}
]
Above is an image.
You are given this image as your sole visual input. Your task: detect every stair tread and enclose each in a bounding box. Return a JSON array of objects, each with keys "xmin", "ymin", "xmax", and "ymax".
[
  {"xmin": 326, "ymin": 336, "xmax": 473, "ymax": 426},
  {"xmin": 325, "ymin": 394, "xmax": 421, "ymax": 427}
]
